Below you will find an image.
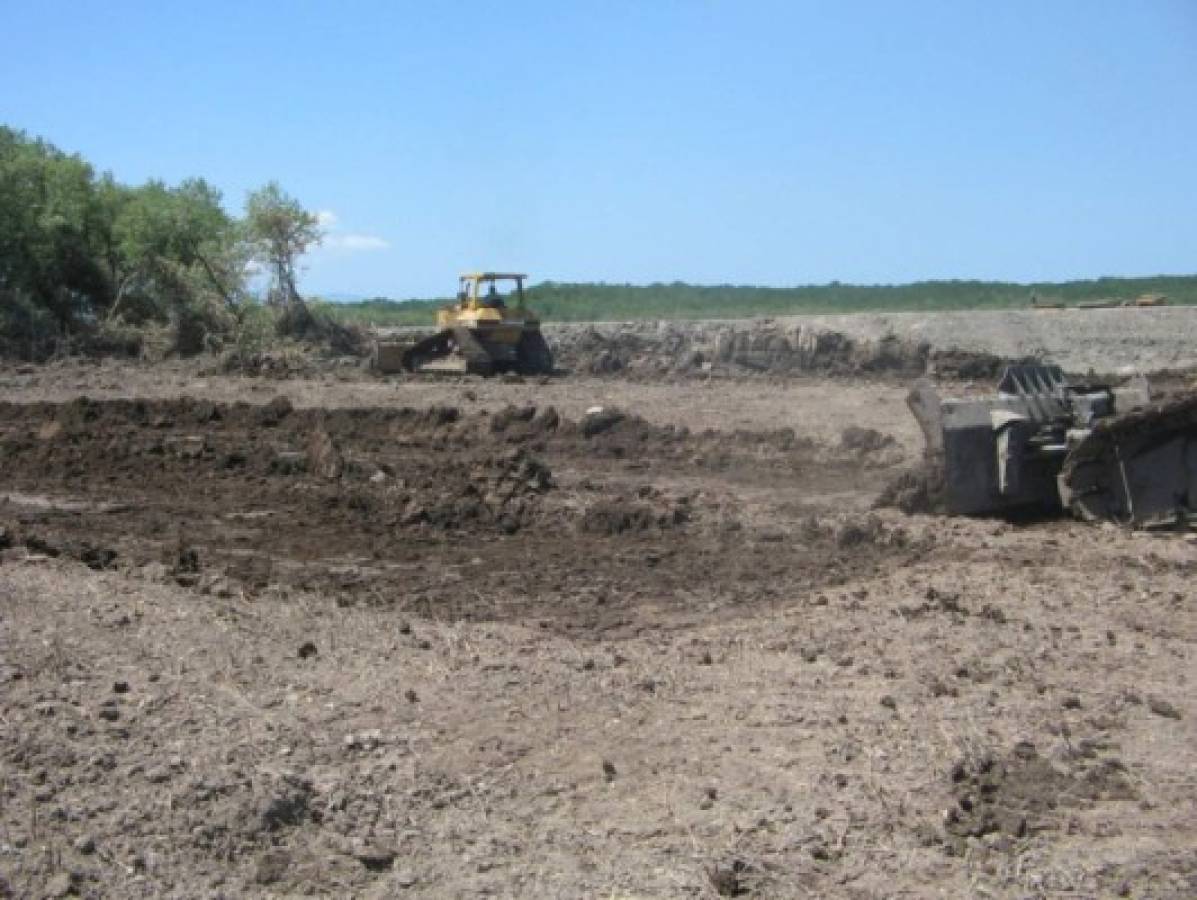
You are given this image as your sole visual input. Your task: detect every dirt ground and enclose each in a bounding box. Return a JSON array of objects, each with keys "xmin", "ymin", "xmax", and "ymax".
[{"xmin": 2, "ymin": 336, "xmax": 1196, "ymax": 898}]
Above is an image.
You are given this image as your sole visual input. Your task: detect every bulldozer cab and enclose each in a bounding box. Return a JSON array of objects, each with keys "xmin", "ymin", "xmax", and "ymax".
[{"xmin": 459, "ymin": 273, "xmax": 526, "ymax": 312}]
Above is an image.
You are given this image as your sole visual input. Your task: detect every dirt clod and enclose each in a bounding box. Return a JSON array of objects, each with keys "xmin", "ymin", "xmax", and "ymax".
[
  {"xmin": 1148, "ymin": 697, "xmax": 1182, "ymax": 719},
  {"xmin": 580, "ymin": 406, "xmax": 625, "ymax": 436},
  {"xmin": 174, "ymin": 545, "xmax": 200, "ymax": 575},
  {"xmin": 877, "ymin": 463, "xmax": 946, "ymax": 514},
  {"xmin": 45, "ymin": 872, "xmax": 76, "ymax": 898},
  {"xmin": 257, "ymin": 775, "xmax": 313, "ymax": 831},
  {"xmin": 254, "ymin": 850, "xmax": 291, "ymax": 885},
  {"xmin": 707, "ymin": 859, "xmax": 752, "ymax": 897},
  {"xmin": 840, "ymin": 425, "xmax": 896, "ymax": 453},
  {"xmin": 580, "ymin": 500, "xmax": 659, "ymax": 535},
  {"xmin": 257, "ymin": 395, "xmax": 294, "ymax": 426}
]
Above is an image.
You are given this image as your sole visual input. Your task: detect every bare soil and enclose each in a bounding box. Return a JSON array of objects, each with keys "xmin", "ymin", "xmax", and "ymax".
[{"xmin": 2, "ymin": 341, "xmax": 1196, "ymax": 898}]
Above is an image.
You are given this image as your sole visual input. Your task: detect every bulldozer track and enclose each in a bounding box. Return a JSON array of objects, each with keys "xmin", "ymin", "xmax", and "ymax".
[{"xmin": 1060, "ymin": 393, "xmax": 1197, "ymax": 526}]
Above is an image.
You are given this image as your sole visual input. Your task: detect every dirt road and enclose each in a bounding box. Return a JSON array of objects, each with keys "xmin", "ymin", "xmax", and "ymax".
[{"xmin": 2, "ymin": 349, "xmax": 1195, "ymax": 898}]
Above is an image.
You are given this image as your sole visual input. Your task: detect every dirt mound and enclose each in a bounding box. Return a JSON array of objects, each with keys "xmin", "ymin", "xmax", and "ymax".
[
  {"xmin": 838, "ymin": 425, "xmax": 905, "ymax": 469},
  {"xmin": 0, "ymin": 396, "xmax": 915, "ymax": 632},
  {"xmin": 940, "ymin": 742, "xmax": 1136, "ymax": 853},
  {"xmin": 0, "ymin": 522, "xmax": 119, "ymax": 571},
  {"xmin": 548, "ymin": 322, "xmax": 930, "ymax": 379},
  {"xmin": 489, "ymin": 403, "xmax": 561, "ymax": 435},
  {"xmin": 876, "ymin": 462, "xmax": 947, "ymax": 514},
  {"xmin": 554, "ymin": 327, "xmax": 647, "ymax": 375},
  {"xmin": 405, "ymin": 448, "xmax": 553, "ymax": 533},
  {"xmin": 928, "ymin": 349, "xmax": 1041, "ymax": 381},
  {"xmin": 579, "ymin": 501, "xmax": 664, "ymax": 534},
  {"xmin": 839, "ymin": 425, "xmax": 894, "ymax": 453},
  {"xmin": 0, "ymin": 398, "xmax": 820, "ymax": 539},
  {"xmin": 0, "ymin": 398, "xmax": 562, "ymax": 608},
  {"xmin": 579, "ymin": 488, "xmax": 692, "ymax": 535}
]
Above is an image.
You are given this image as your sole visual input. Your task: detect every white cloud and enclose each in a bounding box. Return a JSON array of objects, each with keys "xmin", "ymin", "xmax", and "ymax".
[
  {"xmin": 323, "ymin": 233, "xmax": 387, "ymax": 251},
  {"xmin": 311, "ymin": 208, "xmax": 388, "ymax": 252},
  {"xmin": 323, "ymin": 233, "xmax": 390, "ymax": 252}
]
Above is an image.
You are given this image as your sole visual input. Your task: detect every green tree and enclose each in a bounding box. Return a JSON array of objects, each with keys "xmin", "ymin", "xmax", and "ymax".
[
  {"xmin": 108, "ymin": 178, "xmax": 246, "ymax": 323},
  {"xmin": 244, "ymin": 181, "xmax": 321, "ymax": 308},
  {"xmin": 1, "ymin": 125, "xmax": 262, "ymax": 357},
  {"xmin": 0, "ymin": 126, "xmax": 111, "ymax": 328}
]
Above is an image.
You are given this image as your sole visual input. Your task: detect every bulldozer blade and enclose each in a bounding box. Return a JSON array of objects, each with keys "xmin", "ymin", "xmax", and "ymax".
[
  {"xmin": 906, "ymin": 379, "xmax": 945, "ymax": 456},
  {"xmin": 414, "ymin": 356, "xmax": 471, "ymax": 374}
]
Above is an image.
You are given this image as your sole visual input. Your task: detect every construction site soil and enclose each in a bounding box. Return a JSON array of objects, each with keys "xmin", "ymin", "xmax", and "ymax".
[{"xmin": 2, "ymin": 324, "xmax": 1196, "ymax": 898}]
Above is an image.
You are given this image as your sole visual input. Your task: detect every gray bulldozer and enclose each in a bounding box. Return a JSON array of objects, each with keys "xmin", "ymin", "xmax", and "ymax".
[{"xmin": 907, "ymin": 363, "xmax": 1197, "ymax": 527}]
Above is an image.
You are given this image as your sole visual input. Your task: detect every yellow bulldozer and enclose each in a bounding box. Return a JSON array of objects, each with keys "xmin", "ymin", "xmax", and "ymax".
[{"xmin": 374, "ymin": 272, "xmax": 554, "ymax": 376}]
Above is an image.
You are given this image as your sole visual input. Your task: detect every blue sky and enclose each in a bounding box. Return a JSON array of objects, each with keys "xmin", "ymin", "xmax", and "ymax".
[{"xmin": 3, "ymin": 1, "xmax": 1195, "ymax": 298}]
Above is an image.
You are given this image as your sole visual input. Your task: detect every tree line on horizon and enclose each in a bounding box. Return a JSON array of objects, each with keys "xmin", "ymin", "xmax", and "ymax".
[
  {"xmin": 4, "ymin": 125, "xmax": 1193, "ymax": 352},
  {"xmin": 0, "ymin": 125, "xmax": 324, "ymax": 359},
  {"xmin": 328, "ymin": 274, "xmax": 1197, "ymax": 326}
]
